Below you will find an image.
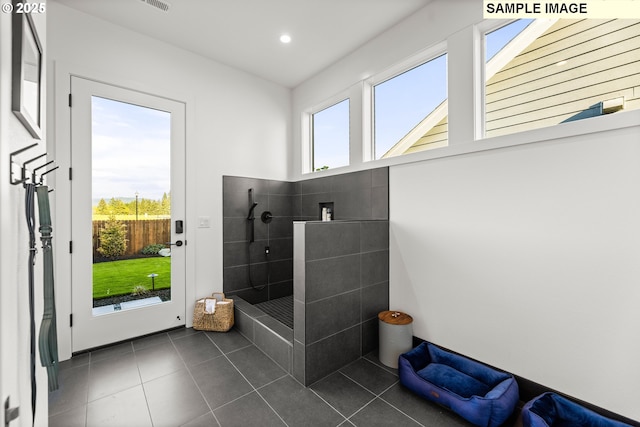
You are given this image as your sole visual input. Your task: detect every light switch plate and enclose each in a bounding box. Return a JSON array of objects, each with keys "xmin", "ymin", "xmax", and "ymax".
[{"xmin": 198, "ymin": 216, "xmax": 210, "ymax": 228}]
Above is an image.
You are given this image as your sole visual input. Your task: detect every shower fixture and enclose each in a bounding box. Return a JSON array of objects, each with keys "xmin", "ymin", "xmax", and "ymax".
[
  {"xmin": 247, "ymin": 202, "xmax": 258, "ymax": 220},
  {"xmin": 261, "ymin": 211, "xmax": 273, "ymax": 224},
  {"xmin": 247, "ymin": 189, "xmax": 258, "ymax": 243},
  {"xmin": 246, "ymin": 188, "xmax": 267, "ymax": 291}
]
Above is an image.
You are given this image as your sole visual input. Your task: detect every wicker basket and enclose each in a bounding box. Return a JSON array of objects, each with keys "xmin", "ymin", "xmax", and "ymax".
[{"xmin": 192, "ymin": 292, "xmax": 234, "ymax": 332}]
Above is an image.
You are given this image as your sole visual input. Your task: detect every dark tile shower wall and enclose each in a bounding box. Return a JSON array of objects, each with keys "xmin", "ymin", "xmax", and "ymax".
[
  {"xmin": 223, "ymin": 176, "xmax": 296, "ymax": 304},
  {"xmin": 296, "ymin": 168, "xmax": 389, "ymax": 221},
  {"xmin": 223, "ymin": 167, "xmax": 389, "ymax": 304},
  {"xmin": 293, "ymin": 220, "xmax": 390, "ymax": 386}
]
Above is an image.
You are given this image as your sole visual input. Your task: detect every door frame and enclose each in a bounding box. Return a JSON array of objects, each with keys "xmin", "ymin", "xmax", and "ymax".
[
  {"xmin": 71, "ymin": 76, "xmax": 187, "ymax": 351},
  {"xmin": 51, "ymin": 62, "xmax": 197, "ymax": 360}
]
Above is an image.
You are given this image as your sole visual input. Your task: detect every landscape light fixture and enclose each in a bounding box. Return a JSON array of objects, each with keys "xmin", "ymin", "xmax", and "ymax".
[{"xmin": 147, "ymin": 273, "xmax": 158, "ymax": 290}]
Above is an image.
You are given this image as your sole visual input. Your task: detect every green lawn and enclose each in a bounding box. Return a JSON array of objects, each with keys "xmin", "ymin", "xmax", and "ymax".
[{"xmin": 93, "ymin": 257, "xmax": 171, "ymax": 299}]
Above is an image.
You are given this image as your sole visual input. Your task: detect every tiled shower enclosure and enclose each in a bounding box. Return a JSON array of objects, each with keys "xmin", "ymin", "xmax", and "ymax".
[
  {"xmin": 223, "ymin": 168, "xmax": 390, "ymax": 383},
  {"xmin": 222, "ymin": 168, "xmax": 389, "ymax": 304}
]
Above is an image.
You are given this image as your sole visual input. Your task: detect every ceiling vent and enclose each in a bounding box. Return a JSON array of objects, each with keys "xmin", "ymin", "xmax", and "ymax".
[{"xmin": 140, "ymin": 0, "xmax": 170, "ymax": 12}]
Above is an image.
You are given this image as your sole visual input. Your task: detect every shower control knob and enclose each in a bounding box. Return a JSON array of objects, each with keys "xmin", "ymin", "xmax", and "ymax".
[{"xmin": 261, "ymin": 211, "xmax": 273, "ymax": 223}]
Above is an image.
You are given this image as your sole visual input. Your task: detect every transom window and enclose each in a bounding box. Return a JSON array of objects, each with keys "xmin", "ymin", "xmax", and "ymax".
[
  {"xmin": 311, "ymin": 98, "xmax": 350, "ymax": 171},
  {"xmin": 373, "ymin": 53, "xmax": 448, "ymax": 159},
  {"xmin": 301, "ymin": 18, "xmax": 640, "ymax": 174},
  {"xmin": 484, "ymin": 18, "xmax": 640, "ymax": 138}
]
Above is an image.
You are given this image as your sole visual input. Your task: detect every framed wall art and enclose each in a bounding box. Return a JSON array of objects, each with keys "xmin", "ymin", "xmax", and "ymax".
[{"xmin": 12, "ymin": 10, "xmax": 43, "ymax": 139}]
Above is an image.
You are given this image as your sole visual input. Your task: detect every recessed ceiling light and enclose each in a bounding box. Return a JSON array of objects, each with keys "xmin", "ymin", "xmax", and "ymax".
[
  {"xmin": 280, "ymin": 34, "xmax": 292, "ymax": 44},
  {"xmin": 556, "ymin": 60, "xmax": 568, "ymax": 66}
]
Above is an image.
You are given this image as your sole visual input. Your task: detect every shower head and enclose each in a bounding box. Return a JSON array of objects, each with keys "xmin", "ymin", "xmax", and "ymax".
[{"xmin": 247, "ymin": 202, "xmax": 258, "ymax": 220}]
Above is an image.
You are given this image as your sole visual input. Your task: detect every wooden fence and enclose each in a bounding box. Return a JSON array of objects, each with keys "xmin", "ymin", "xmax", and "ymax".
[{"xmin": 93, "ymin": 219, "xmax": 171, "ymax": 258}]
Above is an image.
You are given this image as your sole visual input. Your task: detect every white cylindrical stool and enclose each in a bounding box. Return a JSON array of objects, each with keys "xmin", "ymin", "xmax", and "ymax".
[{"xmin": 378, "ymin": 310, "xmax": 413, "ymax": 369}]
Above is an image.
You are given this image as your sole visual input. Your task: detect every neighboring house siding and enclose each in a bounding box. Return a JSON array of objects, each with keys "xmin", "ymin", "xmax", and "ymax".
[
  {"xmin": 394, "ymin": 19, "xmax": 640, "ymax": 156},
  {"xmin": 404, "ymin": 116, "xmax": 448, "ymax": 155},
  {"xmin": 486, "ymin": 19, "xmax": 640, "ymax": 137}
]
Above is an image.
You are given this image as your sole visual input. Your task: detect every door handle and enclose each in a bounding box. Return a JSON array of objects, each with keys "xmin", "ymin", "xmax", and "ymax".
[{"xmin": 166, "ymin": 240, "xmax": 184, "ymax": 247}]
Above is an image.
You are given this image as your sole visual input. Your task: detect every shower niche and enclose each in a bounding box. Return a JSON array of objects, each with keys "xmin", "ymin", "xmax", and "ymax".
[{"xmin": 318, "ymin": 201, "xmax": 334, "ymax": 221}]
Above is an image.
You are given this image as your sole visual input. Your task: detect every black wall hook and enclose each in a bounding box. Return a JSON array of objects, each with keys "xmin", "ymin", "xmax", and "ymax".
[
  {"xmin": 34, "ymin": 162, "xmax": 58, "ymax": 185},
  {"xmin": 8, "ymin": 143, "xmax": 58, "ymax": 188},
  {"xmin": 9, "ymin": 143, "xmax": 38, "ymax": 185},
  {"xmin": 32, "ymin": 160, "xmax": 54, "ymax": 183}
]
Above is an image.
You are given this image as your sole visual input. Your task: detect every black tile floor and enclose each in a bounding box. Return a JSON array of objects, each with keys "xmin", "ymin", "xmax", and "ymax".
[{"xmin": 49, "ymin": 327, "xmax": 523, "ymax": 427}]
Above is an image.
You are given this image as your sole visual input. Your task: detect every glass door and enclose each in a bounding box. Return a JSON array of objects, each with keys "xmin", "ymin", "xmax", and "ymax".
[{"xmin": 70, "ymin": 77, "xmax": 186, "ymax": 352}]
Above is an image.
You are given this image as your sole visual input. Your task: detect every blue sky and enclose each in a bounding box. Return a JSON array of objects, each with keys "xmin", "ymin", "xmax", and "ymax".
[
  {"xmin": 486, "ymin": 19, "xmax": 533, "ymax": 61},
  {"xmin": 91, "ymin": 96, "xmax": 171, "ymax": 203},
  {"xmin": 374, "ymin": 53, "xmax": 447, "ymax": 159},
  {"xmin": 313, "ymin": 19, "xmax": 532, "ymax": 167},
  {"xmin": 313, "ymin": 99, "xmax": 350, "ymax": 169}
]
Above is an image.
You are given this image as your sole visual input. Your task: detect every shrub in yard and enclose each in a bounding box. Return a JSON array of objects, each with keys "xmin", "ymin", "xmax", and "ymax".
[
  {"xmin": 132, "ymin": 285, "xmax": 149, "ymax": 296},
  {"xmin": 141, "ymin": 244, "xmax": 166, "ymax": 255},
  {"xmin": 97, "ymin": 215, "xmax": 128, "ymax": 259}
]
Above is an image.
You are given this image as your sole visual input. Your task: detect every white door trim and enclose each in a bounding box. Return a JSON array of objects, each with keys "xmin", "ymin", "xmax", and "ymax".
[
  {"xmin": 71, "ymin": 76, "xmax": 186, "ymax": 351},
  {"xmin": 51, "ymin": 61, "xmax": 197, "ymax": 360}
]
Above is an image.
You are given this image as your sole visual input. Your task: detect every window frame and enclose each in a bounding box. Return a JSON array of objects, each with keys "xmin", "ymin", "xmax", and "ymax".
[
  {"xmin": 298, "ymin": 18, "xmax": 640, "ymax": 178},
  {"xmin": 364, "ymin": 41, "xmax": 448, "ymax": 161},
  {"xmin": 476, "ymin": 18, "xmax": 513, "ymax": 139},
  {"xmin": 303, "ymin": 91, "xmax": 351, "ymax": 174},
  {"xmin": 477, "ymin": 18, "xmax": 638, "ymax": 139}
]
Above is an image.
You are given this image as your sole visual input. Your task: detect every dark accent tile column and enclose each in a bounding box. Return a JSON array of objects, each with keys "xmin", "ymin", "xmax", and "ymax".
[{"xmin": 294, "ymin": 219, "xmax": 389, "ymax": 386}]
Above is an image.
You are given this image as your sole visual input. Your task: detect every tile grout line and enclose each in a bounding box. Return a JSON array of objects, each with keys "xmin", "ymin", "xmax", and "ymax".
[
  {"xmin": 337, "ymin": 361, "xmax": 426, "ymax": 427},
  {"xmin": 208, "ymin": 372, "xmax": 288, "ymax": 412},
  {"xmin": 334, "ymin": 360, "xmax": 426, "ymax": 427},
  {"xmin": 47, "ymin": 360, "xmax": 92, "ymax": 418},
  {"xmin": 306, "ymin": 368, "xmax": 387, "ymax": 426},
  {"xmin": 168, "ymin": 331, "xmax": 223, "ymax": 427},
  {"xmin": 235, "ymin": 323, "xmax": 373, "ymax": 426},
  {"xmin": 363, "ymin": 353, "xmax": 399, "ymax": 376},
  {"xmin": 334, "ymin": 370, "xmax": 380, "ymax": 422},
  {"xmin": 85, "ymin": 342, "xmax": 138, "ymax": 403},
  {"xmin": 234, "ymin": 317, "xmax": 293, "ymax": 369},
  {"xmin": 307, "ymin": 386, "xmax": 350, "ymax": 426},
  {"xmin": 131, "ymin": 338, "xmax": 159, "ymax": 426},
  {"xmin": 375, "ymin": 382, "xmax": 427, "ymax": 427},
  {"xmin": 203, "ymin": 331, "xmax": 291, "ymax": 427},
  {"xmin": 83, "ymin": 352, "xmax": 92, "ymax": 427},
  {"xmin": 343, "ymin": 378, "xmax": 428, "ymax": 427},
  {"xmin": 56, "ymin": 328, "xmax": 429, "ymax": 427}
]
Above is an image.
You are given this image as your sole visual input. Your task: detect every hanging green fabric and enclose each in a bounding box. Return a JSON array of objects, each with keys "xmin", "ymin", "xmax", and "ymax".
[
  {"xmin": 36, "ymin": 185, "xmax": 59, "ymax": 391},
  {"xmin": 25, "ymin": 183, "xmax": 38, "ymax": 421}
]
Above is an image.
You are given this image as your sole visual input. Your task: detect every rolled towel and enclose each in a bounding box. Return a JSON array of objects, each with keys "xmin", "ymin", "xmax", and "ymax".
[{"xmin": 205, "ymin": 298, "xmax": 216, "ymax": 314}]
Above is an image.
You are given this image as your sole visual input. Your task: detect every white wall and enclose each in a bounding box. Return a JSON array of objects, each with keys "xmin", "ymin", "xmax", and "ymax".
[
  {"xmin": 1, "ymin": 4, "xmax": 49, "ymax": 426},
  {"xmin": 47, "ymin": 2, "xmax": 291, "ymax": 360},
  {"xmin": 390, "ymin": 123, "xmax": 640, "ymax": 420},
  {"xmin": 291, "ymin": 0, "xmax": 640, "ymax": 420}
]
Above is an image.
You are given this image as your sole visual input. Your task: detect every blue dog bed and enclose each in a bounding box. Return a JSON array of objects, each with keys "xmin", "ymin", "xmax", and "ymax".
[
  {"xmin": 522, "ymin": 392, "xmax": 631, "ymax": 427},
  {"xmin": 398, "ymin": 342, "xmax": 519, "ymax": 427}
]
